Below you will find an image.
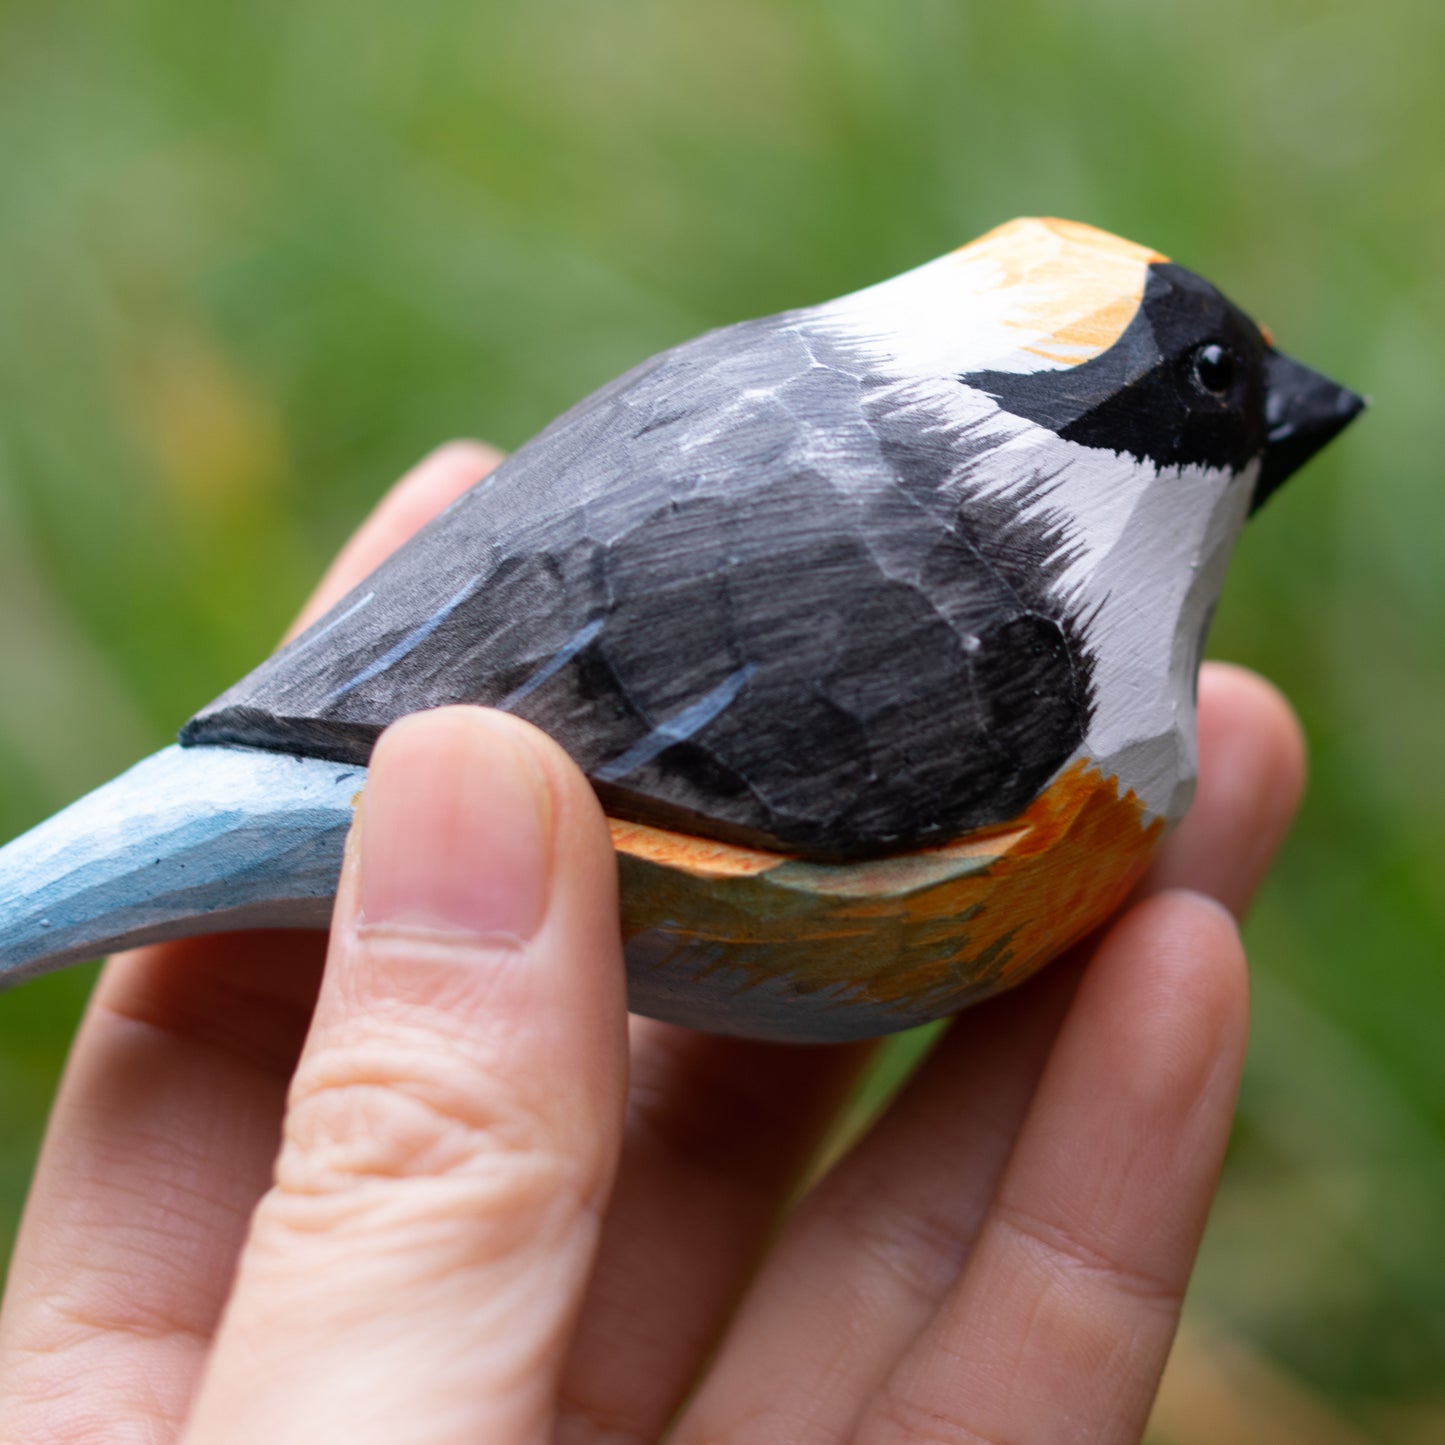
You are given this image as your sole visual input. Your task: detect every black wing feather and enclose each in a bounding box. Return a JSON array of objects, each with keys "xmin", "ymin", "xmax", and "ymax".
[{"xmin": 184, "ymin": 318, "xmax": 1094, "ymax": 860}]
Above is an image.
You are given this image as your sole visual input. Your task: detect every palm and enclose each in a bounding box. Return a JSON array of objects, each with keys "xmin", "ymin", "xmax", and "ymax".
[{"xmin": 0, "ymin": 444, "xmax": 1303, "ymax": 1444}]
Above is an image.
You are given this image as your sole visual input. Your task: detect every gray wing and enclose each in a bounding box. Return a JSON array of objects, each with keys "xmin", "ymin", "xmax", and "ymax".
[{"xmin": 184, "ymin": 317, "xmax": 1094, "ymax": 859}]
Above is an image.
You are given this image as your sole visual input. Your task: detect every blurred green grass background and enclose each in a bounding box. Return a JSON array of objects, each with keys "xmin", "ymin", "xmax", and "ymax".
[{"xmin": 0, "ymin": 0, "xmax": 1440, "ymax": 1434}]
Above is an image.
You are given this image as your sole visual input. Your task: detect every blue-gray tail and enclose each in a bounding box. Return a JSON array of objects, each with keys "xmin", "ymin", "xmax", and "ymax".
[{"xmin": 0, "ymin": 745, "xmax": 364, "ymax": 988}]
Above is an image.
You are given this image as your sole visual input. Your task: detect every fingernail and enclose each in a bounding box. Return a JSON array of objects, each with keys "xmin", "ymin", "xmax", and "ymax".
[{"xmin": 357, "ymin": 709, "xmax": 553, "ymax": 941}]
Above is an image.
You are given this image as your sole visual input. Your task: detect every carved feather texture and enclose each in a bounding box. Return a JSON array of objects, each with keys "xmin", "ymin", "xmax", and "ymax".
[{"xmin": 185, "ymin": 321, "xmax": 1098, "ymax": 860}]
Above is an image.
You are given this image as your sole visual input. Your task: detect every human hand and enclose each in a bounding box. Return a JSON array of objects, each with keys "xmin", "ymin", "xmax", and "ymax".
[{"xmin": 0, "ymin": 443, "xmax": 1304, "ymax": 1444}]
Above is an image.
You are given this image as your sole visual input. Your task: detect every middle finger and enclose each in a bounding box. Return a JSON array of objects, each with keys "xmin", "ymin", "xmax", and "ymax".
[
  {"xmin": 556, "ymin": 1019, "xmax": 871, "ymax": 1444},
  {"xmin": 673, "ymin": 664, "xmax": 1303, "ymax": 1444}
]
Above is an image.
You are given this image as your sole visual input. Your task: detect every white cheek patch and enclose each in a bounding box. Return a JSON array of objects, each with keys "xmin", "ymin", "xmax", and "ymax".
[
  {"xmin": 960, "ymin": 425, "xmax": 1159, "ymax": 568},
  {"xmin": 1058, "ymin": 454, "xmax": 1257, "ymax": 820}
]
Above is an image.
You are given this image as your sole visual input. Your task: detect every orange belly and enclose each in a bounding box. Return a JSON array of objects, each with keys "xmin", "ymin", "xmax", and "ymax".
[{"xmin": 608, "ymin": 759, "xmax": 1164, "ymax": 1041}]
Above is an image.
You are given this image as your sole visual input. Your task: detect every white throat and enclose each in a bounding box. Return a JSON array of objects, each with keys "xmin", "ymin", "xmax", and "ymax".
[{"xmin": 1011, "ymin": 439, "xmax": 1257, "ymax": 820}]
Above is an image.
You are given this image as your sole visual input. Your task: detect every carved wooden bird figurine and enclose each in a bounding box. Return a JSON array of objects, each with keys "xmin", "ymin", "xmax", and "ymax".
[{"xmin": 0, "ymin": 219, "xmax": 1363, "ymax": 1041}]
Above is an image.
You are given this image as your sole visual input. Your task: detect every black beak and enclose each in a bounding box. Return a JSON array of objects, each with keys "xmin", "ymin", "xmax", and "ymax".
[{"xmin": 1253, "ymin": 349, "xmax": 1366, "ymax": 512}]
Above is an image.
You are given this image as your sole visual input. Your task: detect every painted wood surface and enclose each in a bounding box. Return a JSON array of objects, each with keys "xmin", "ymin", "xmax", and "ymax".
[
  {"xmin": 0, "ymin": 218, "xmax": 1365, "ymax": 1039},
  {"xmin": 184, "ymin": 220, "xmax": 1362, "ymax": 855},
  {"xmin": 612, "ymin": 761, "xmax": 1163, "ymax": 1040}
]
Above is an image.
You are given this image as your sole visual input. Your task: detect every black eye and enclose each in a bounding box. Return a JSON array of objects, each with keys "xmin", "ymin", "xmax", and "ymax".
[{"xmin": 1191, "ymin": 342, "xmax": 1236, "ymax": 397}]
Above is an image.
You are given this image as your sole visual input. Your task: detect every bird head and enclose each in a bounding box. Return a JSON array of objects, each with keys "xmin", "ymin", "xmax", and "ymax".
[
  {"xmin": 821, "ymin": 216, "xmax": 1363, "ymax": 513},
  {"xmin": 813, "ymin": 217, "xmax": 1365, "ymax": 819}
]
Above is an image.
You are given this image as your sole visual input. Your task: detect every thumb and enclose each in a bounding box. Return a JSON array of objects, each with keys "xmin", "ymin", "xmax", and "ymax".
[{"xmin": 183, "ymin": 708, "xmax": 629, "ymax": 1445}]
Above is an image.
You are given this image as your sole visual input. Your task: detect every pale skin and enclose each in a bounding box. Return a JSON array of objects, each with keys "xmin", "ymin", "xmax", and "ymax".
[{"xmin": 0, "ymin": 442, "xmax": 1306, "ymax": 1445}]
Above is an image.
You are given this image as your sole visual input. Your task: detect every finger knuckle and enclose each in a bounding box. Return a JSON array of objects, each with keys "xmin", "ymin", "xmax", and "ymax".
[
  {"xmin": 871, "ymin": 1384, "xmax": 1014, "ymax": 1445},
  {"xmin": 991, "ymin": 1197, "xmax": 1183, "ymax": 1314},
  {"xmin": 806, "ymin": 1170, "xmax": 973, "ymax": 1309},
  {"xmin": 268, "ymin": 1033, "xmax": 604, "ymax": 1233}
]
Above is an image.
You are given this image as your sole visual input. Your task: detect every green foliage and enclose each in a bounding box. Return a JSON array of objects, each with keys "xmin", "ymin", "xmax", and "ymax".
[{"xmin": 1, "ymin": 0, "xmax": 1440, "ymax": 1419}]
